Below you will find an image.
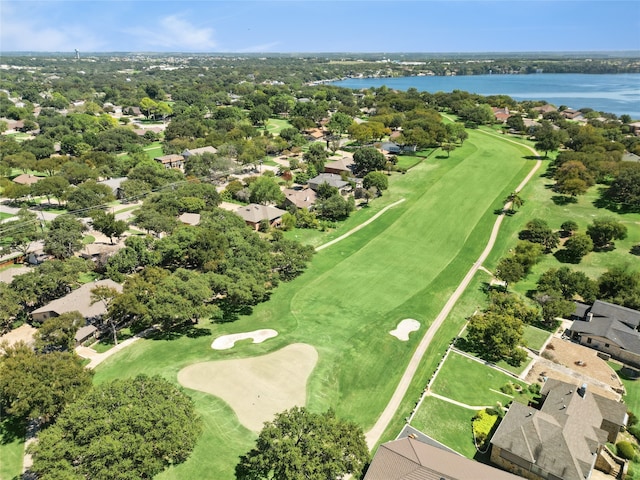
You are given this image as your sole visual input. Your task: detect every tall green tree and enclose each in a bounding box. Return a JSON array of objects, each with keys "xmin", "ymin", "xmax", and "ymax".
[
  {"xmin": 465, "ymin": 312, "xmax": 527, "ymax": 366},
  {"xmin": 249, "ymin": 175, "xmax": 285, "ymax": 205},
  {"xmin": 586, "ymin": 218, "xmax": 627, "ymax": 250},
  {"xmin": 34, "ymin": 311, "xmax": 84, "ymax": 352},
  {"xmin": 0, "ymin": 207, "xmax": 42, "ymax": 255},
  {"xmin": 352, "ymin": 147, "xmax": 386, "ymax": 176},
  {"xmin": 90, "ymin": 210, "xmax": 128, "ymax": 244},
  {"xmin": 30, "ymin": 375, "xmax": 201, "ymax": 480},
  {"xmin": 0, "ymin": 344, "xmax": 93, "ymax": 424},
  {"xmin": 236, "ymin": 407, "xmax": 368, "ymax": 480},
  {"xmin": 43, "ymin": 214, "xmax": 86, "ymax": 259}
]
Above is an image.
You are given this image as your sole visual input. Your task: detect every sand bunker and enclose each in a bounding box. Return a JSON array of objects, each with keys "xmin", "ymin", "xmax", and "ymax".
[
  {"xmin": 211, "ymin": 329, "xmax": 278, "ymax": 350},
  {"xmin": 178, "ymin": 343, "xmax": 318, "ymax": 432},
  {"xmin": 389, "ymin": 319, "xmax": 420, "ymax": 341}
]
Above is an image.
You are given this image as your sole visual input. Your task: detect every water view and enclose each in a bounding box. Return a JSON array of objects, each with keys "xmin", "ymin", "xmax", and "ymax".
[{"xmin": 332, "ymin": 73, "xmax": 640, "ymax": 119}]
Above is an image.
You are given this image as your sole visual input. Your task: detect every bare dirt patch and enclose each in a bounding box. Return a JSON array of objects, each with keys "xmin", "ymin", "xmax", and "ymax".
[
  {"xmin": 526, "ymin": 337, "xmax": 624, "ymax": 400},
  {"xmin": 178, "ymin": 343, "xmax": 318, "ymax": 432},
  {"xmin": 211, "ymin": 329, "xmax": 278, "ymax": 350},
  {"xmin": 389, "ymin": 319, "xmax": 420, "ymax": 341}
]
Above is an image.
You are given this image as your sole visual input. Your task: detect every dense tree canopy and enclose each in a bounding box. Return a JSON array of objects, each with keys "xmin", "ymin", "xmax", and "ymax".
[
  {"xmin": 464, "ymin": 312, "xmax": 527, "ymax": 366},
  {"xmin": 31, "ymin": 375, "xmax": 201, "ymax": 480},
  {"xmin": 0, "ymin": 343, "xmax": 93, "ymax": 424},
  {"xmin": 236, "ymin": 407, "xmax": 369, "ymax": 480}
]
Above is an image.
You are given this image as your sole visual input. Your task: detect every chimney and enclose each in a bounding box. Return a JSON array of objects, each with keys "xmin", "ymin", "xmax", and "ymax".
[
  {"xmin": 587, "ymin": 312, "xmax": 593, "ymax": 322},
  {"xmin": 578, "ymin": 383, "xmax": 587, "ymax": 398}
]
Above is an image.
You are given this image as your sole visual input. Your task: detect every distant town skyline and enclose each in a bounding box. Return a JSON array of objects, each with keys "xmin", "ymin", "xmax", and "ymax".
[{"xmin": 1, "ymin": 1, "xmax": 639, "ymax": 54}]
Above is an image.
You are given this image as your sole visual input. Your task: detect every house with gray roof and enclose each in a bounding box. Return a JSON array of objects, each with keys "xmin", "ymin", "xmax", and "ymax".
[
  {"xmin": 307, "ymin": 173, "xmax": 349, "ymax": 192},
  {"xmin": 282, "ymin": 188, "xmax": 317, "ymax": 210},
  {"xmin": 364, "ymin": 437, "xmax": 520, "ymax": 480},
  {"xmin": 31, "ymin": 279, "xmax": 123, "ymax": 323},
  {"xmin": 98, "ymin": 177, "xmax": 126, "ymax": 199},
  {"xmin": 323, "ymin": 156, "xmax": 355, "ymax": 175},
  {"xmin": 569, "ymin": 300, "xmax": 640, "ymax": 367},
  {"xmin": 182, "ymin": 146, "xmax": 218, "ymax": 158},
  {"xmin": 490, "ymin": 378, "xmax": 628, "ymax": 480}
]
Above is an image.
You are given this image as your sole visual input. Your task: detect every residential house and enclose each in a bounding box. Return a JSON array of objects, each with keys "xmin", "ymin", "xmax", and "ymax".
[
  {"xmin": 628, "ymin": 121, "xmax": 640, "ymax": 136},
  {"xmin": 303, "ymin": 128, "xmax": 325, "ymax": 141},
  {"xmin": 31, "ymin": 279, "xmax": 123, "ymax": 323},
  {"xmin": 98, "ymin": 177, "xmax": 126, "ymax": 199},
  {"xmin": 380, "ymin": 141, "xmax": 402, "ymax": 154},
  {"xmin": 235, "ymin": 204, "xmax": 286, "ymax": 230},
  {"xmin": 182, "ymin": 146, "xmax": 218, "ymax": 158},
  {"xmin": 154, "ymin": 154, "xmax": 185, "ymax": 171},
  {"xmin": 490, "ymin": 378, "xmax": 628, "ymax": 480},
  {"xmin": 568, "ymin": 300, "xmax": 640, "ymax": 367},
  {"xmin": 282, "ymin": 188, "xmax": 317, "ymax": 210},
  {"xmin": 493, "ymin": 107, "xmax": 511, "ymax": 123},
  {"xmin": 307, "ymin": 173, "xmax": 349, "ymax": 192},
  {"xmin": 531, "ymin": 105, "xmax": 558, "ymax": 117},
  {"xmin": 622, "ymin": 152, "xmax": 640, "ymax": 163},
  {"xmin": 75, "ymin": 324, "xmax": 98, "ymax": 346},
  {"xmin": 12, "ymin": 174, "xmax": 41, "ymax": 186},
  {"xmin": 560, "ymin": 109, "xmax": 585, "ymax": 121},
  {"xmin": 178, "ymin": 212, "xmax": 201, "ymax": 226},
  {"xmin": 364, "ymin": 437, "xmax": 521, "ymax": 480},
  {"xmin": 324, "ymin": 156, "xmax": 354, "ymax": 176}
]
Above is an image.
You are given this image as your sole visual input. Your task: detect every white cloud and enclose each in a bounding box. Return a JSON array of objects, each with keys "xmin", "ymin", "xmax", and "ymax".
[
  {"xmin": 129, "ymin": 14, "xmax": 217, "ymax": 51},
  {"xmin": 0, "ymin": 4, "xmax": 104, "ymax": 52}
]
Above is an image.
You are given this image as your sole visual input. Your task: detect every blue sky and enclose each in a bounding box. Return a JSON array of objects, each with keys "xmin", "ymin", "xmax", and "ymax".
[{"xmin": 1, "ymin": 1, "xmax": 639, "ymax": 53}]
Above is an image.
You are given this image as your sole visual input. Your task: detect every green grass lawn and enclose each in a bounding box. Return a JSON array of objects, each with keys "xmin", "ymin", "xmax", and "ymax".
[
  {"xmin": 430, "ymin": 351, "xmax": 530, "ymax": 407},
  {"xmin": 610, "ymin": 362, "xmax": 640, "ymax": 414},
  {"xmin": 143, "ymin": 142, "xmax": 164, "ymax": 159},
  {"xmin": 0, "ymin": 212, "xmax": 14, "ymax": 221},
  {"xmin": 410, "ymin": 396, "xmax": 478, "ymax": 458},
  {"xmin": 0, "ymin": 418, "xmax": 24, "ymax": 480},
  {"xmin": 522, "ymin": 325, "xmax": 552, "ymax": 352},
  {"xmin": 93, "ymin": 128, "xmax": 537, "ymax": 478},
  {"xmin": 263, "ymin": 118, "xmax": 292, "ymax": 136}
]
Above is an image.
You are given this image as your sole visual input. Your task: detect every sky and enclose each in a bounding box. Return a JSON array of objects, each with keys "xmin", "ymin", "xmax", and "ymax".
[{"xmin": 1, "ymin": 0, "xmax": 639, "ymax": 54}]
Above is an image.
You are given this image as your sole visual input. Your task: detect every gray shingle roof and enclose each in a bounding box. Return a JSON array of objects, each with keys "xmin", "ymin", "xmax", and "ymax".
[
  {"xmin": 570, "ymin": 300, "xmax": 640, "ymax": 355},
  {"xmin": 491, "ymin": 378, "xmax": 626, "ymax": 480},
  {"xmin": 235, "ymin": 204, "xmax": 285, "ymax": 224},
  {"xmin": 31, "ymin": 279, "xmax": 123, "ymax": 319},
  {"xmin": 307, "ymin": 173, "xmax": 348, "ymax": 190}
]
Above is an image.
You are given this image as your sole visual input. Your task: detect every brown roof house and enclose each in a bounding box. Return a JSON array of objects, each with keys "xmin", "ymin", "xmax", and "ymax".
[
  {"xmin": 493, "ymin": 107, "xmax": 511, "ymax": 123},
  {"xmin": 364, "ymin": 437, "xmax": 521, "ymax": 480},
  {"xmin": 154, "ymin": 154, "xmax": 184, "ymax": 171},
  {"xmin": 490, "ymin": 378, "xmax": 628, "ymax": 480},
  {"xmin": 569, "ymin": 300, "xmax": 640, "ymax": 367},
  {"xmin": 31, "ymin": 279, "xmax": 123, "ymax": 324},
  {"xmin": 235, "ymin": 204, "xmax": 286, "ymax": 230},
  {"xmin": 178, "ymin": 212, "xmax": 201, "ymax": 226},
  {"xmin": 324, "ymin": 156, "xmax": 355, "ymax": 175},
  {"xmin": 12, "ymin": 174, "xmax": 41, "ymax": 186},
  {"xmin": 282, "ymin": 188, "xmax": 317, "ymax": 210}
]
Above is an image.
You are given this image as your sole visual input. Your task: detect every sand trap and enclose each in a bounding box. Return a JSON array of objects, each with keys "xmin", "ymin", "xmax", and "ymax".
[
  {"xmin": 178, "ymin": 343, "xmax": 318, "ymax": 432},
  {"xmin": 211, "ymin": 329, "xmax": 278, "ymax": 350},
  {"xmin": 389, "ymin": 319, "xmax": 420, "ymax": 341}
]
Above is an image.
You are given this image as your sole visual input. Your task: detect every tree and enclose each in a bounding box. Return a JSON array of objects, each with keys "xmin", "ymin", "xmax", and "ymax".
[
  {"xmin": 0, "ymin": 283, "xmax": 22, "ymax": 334},
  {"xmin": 605, "ymin": 166, "xmax": 640, "ymax": 209},
  {"xmin": 495, "ymin": 256, "xmax": 526, "ymax": 287},
  {"xmin": 0, "ymin": 344, "xmax": 93, "ymax": 424},
  {"xmin": 90, "ymin": 210, "xmax": 128, "ymax": 244},
  {"xmin": 31, "ymin": 175, "xmax": 69, "ymax": 205},
  {"xmin": 65, "ymin": 180, "xmax": 115, "ymax": 212},
  {"xmin": 519, "ymin": 218, "xmax": 559, "ymax": 251},
  {"xmin": 30, "ymin": 375, "xmax": 201, "ymax": 480},
  {"xmin": 598, "ymin": 267, "xmax": 640, "ymax": 310},
  {"xmin": 44, "ymin": 214, "xmax": 86, "ymax": 259},
  {"xmin": 561, "ymin": 220, "xmax": 579, "ymax": 235},
  {"xmin": 586, "ymin": 218, "xmax": 627, "ymax": 250},
  {"xmin": 326, "ymin": 112, "xmax": 353, "ymax": 136},
  {"xmin": 139, "ymin": 97, "xmax": 157, "ymax": 119},
  {"xmin": 363, "ymin": 171, "xmax": 388, "ymax": 195},
  {"xmin": 248, "ymin": 104, "xmax": 272, "ymax": 126},
  {"xmin": 303, "ymin": 142, "xmax": 329, "ymax": 173},
  {"xmin": 0, "ymin": 207, "xmax": 42, "ymax": 255},
  {"xmin": 352, "ymin": 147, "xmax": 386, "ymax": 176},
  {"xmin": 91, "ymin": 285, "xmax": 122, "ymax": 345},
  {"xmin": 249, "ymin": 175, "xmax": 285, "ymax": 205},
  {"xmin": 563, "ymin": 233, "xmax": 594, "ymax": 263},
  {"xmin": 441, "ymin": 143, "xmax": 456, "ymax": 157},
  {"xmin": 236, "ymin": 407, "xmax": 368, "ymax": 480},
  {"xmin": 465, "ymin": 312, "xmax": 527, "ymax": 366},
  {"xmin": 271, "ymin": 236, "xmax": 315, "ymax": 281},
  {"xmin": 504, "ymin": 191, "xmax": 524, "ymax": 212},
  {"xmin": 536, "ymin": 267, "xmax": 598, "ymax": 303},
  {"xmin": 534, "ymin": 122, "xmax": 563, "ymax": 157},
  {"xmin": 34, "ymin": 311, "xmax": 84, "ymax": 352},
  {"xmin": 316, "ymin": 193, "xmax": 354, "ymax": 221},
  {"xmin": 506, "ymin": 114, "xmax": 526, "ymax": 133}
]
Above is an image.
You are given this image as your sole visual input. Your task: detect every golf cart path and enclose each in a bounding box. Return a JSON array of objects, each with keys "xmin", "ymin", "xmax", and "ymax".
[{"xmin": 364, "ymin": 129, "xmax": 541, "ymax": 449}]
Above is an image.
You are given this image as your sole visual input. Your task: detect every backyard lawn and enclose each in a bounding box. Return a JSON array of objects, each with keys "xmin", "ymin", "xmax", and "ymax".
[
  {"xmin": 522, "ymin": 325, "xmax": 552, "ymax": 352},
  {"xmin": 430, "ymin": 351, "xmax": 530, "ymax": 407},
  {"xmin": 0, "ymin": 418, "xmax": 24, "ymax": 480},
  {"xmin": 93, "ymin": 128, "xmax": 537, "ymax": 479},
  {"xmin": 410, "ymin": 396, "xmax": 478, "ymax": 458}
]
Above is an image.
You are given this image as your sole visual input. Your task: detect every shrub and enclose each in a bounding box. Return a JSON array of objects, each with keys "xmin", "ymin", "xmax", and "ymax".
[
  {"xmin": 528, "ymin": 383, "xmax": 541, "ymax": 395},
  {"xmin": 500, "ymin": 383, "xmax": 515, "ymax": 395},
  {"xmin": 616, "ymin": 440, "xmax": 636, "ymax": 460},
  {"xmin": 472, "ymin": 409, "xmax": 499, "ymax": 448}
]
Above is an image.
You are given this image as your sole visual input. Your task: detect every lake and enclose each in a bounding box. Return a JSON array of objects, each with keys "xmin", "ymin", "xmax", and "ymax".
[{"xmin": 331, "ymin": 73, "xmax": 640, "ymax": 119}]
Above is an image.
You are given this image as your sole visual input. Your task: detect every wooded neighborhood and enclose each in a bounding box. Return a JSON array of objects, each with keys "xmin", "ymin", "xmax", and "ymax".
[{"xmin": 0, "ymin": 49, "xmax": 639, "ymax": 480}]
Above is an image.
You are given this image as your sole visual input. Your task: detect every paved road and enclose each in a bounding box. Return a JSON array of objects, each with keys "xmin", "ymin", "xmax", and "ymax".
[{"xmin": 364, "ymin": 130, "xmax": 541, "ymax": 449}]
